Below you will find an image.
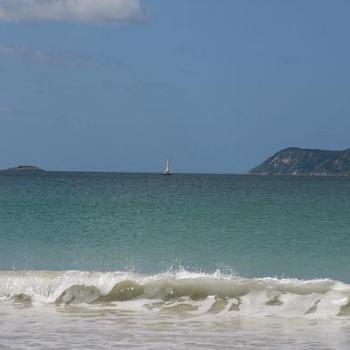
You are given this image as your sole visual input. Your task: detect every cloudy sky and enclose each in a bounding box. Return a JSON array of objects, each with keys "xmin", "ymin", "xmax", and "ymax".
[{"xmin": 0, "ymin": 0, "xmax": 349, "ymax": 172}]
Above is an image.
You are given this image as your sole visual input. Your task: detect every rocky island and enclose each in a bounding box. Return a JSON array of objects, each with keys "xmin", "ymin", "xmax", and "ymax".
[
  {"xmin": 250, "ymin": 147, "xmax": 350, "ymax": 176},
  {"xmin": 2, "ymin": 165, "xmax": 45, "ymax": 173}
]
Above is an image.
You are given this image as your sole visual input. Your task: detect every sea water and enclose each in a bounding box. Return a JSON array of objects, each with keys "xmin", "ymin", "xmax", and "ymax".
[{"xmin": 1, "ymin": 172, "xmax": 350, "ymax": 349}]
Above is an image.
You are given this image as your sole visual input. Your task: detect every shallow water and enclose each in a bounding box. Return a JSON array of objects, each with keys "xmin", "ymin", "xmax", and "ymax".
[
  {"xmin": 2, "ymin": 301, "xmax": 350, "ymax": 349},
  {"xmin": 1, "ymin": 172, "xmax": 350, "ymax": 348}
]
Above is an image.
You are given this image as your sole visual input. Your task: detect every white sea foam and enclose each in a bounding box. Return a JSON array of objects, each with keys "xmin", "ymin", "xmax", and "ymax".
[{"xmin": 1, "ymin": 269, "xmax": 350, "ymax": 320}]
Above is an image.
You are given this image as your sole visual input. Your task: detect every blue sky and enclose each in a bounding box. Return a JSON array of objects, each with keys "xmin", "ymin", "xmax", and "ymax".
[{"xmin": 0, "ymin": 0, "xmax": 349, "ymax": 173}]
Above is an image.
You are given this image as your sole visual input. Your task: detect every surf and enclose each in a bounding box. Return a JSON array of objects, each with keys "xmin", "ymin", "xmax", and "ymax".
[{"xmin": 1, "ymin": 269, "xmax": 350, "ymax": 319}]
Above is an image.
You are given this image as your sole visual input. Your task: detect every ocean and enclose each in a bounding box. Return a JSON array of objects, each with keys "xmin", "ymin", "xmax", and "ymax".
[{"xmin": 1, "ymin": 172, "xmax": 350, "ymax": 349}]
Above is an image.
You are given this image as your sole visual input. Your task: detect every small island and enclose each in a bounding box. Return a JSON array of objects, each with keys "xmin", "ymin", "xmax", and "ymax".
[
  {"xmin": 250, "ymin": 147, "xmax": 350, "ymax": 176},
  {"xmin": 2, "ymin": 165, "xmax": 45, "ymax": 173}
]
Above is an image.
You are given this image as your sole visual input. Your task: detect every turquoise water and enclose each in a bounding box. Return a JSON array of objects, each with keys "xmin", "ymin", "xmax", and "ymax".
[
  {"xmin": 1, "ymin": 172, "xmax": 350, "ymax": 280},
  {"xmin": 1, "ymin": 172, "xmax": 350, "ymax": 349}
]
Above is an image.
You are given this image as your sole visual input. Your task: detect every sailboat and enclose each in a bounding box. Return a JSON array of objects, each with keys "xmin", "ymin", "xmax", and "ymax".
[{"xmin": 163, "ymin": 159, "xmax": 173, "ymax": 175}]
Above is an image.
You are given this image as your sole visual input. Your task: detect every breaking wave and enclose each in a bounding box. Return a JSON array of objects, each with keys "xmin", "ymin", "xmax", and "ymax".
[{"xmin": 1, "ymin": 269, "xmax": 350, "ymax": 318}]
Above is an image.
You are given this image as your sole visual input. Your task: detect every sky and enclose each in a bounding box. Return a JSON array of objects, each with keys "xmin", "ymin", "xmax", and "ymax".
[{"xmin": 0, "ymin": 0, "xmax": 350, "ymax": 173}]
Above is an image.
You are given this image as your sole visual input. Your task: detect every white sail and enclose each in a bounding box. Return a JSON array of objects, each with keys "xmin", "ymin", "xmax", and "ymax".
[{"xmin": 164, "ymin": 160, "xmax": 172, "ymax": 175}]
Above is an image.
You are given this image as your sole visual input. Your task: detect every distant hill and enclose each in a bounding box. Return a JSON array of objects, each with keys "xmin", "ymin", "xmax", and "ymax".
[
  {"xmin": 250, "ymin": 147, "xmax": 350, "ymax": 175},
  {"xmin": 2, "ymin": 165, "xmax": 45, "ymax": 173}
]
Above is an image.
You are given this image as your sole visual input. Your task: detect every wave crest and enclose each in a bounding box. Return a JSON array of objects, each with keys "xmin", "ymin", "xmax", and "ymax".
[{"xmin": 1, "ymin": 270, "xmax": 350, "ymax": 318}]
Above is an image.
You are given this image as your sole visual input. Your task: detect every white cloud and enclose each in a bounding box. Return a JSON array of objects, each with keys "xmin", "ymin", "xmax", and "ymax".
[
  {"xmin": 0, "ymin": 0, "xmax": 143, "ymax": 23},
  {"xmin": 0, "ymin": 45, "xmax": 90, "ymax": 66}
]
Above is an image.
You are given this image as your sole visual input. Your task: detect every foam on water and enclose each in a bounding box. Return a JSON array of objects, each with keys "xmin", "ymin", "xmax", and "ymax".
[{"xmin": 1, "ymin": 269, "xmax": 350, "ymax": 320}]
